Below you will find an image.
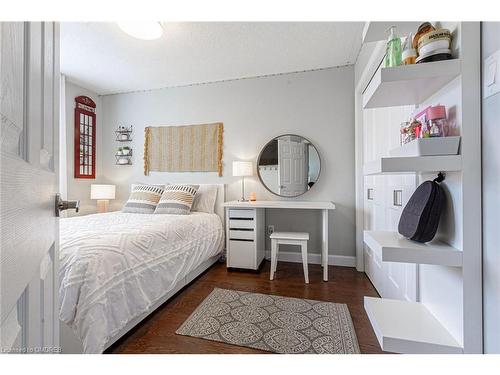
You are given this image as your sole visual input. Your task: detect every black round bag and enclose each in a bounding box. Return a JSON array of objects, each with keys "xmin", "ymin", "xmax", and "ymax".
[{"xmin": 398, "ymin": 174, "xmax": 445, "ymax": 243}]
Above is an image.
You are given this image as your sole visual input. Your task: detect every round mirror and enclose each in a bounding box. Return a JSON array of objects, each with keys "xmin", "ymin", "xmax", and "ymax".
[{"xmin": 257, "ymin": 134, "xmax": 321, "ymax": 197}]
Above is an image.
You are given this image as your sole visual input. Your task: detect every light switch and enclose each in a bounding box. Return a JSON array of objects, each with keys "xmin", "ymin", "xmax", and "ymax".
[{"xmin": 484, "ymin": 49, "xmax": 500, "ymax": 99}]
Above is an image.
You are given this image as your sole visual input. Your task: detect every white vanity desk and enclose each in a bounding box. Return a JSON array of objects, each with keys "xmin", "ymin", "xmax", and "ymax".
[{"xmin": 223, "ymin": 200, "xmax": 336, "ymax": 281}]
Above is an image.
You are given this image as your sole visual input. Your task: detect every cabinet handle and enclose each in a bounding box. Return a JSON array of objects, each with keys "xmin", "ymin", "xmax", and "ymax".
[
  {"xmin": 367, "ymin": 188, "xmax": 374, "ymax": 200},
  {"xmin": 393, "ymin": 190, "xmax": 403, "ymax": 207}
]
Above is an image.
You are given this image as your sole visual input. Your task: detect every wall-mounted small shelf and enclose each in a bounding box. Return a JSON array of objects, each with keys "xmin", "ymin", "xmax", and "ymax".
[
  {"xmin": 115, "ymin": 126, "xmax": 133, "ymax": 142},
  {"xmin": 115, "ymin": 150, "xmax": 132, "ymax": 165},
  {"xmin": 364, "ymin": 297, "xmax": 463, "ymax": 354},
  {"xmin": 363, "ymin": 155, "xmax": 462, "ymax": 175},
  {"xmin": 364, "ymin": 231, "xmax": 463, "ymax": 267},
  {"xmin": 115, "ymin": 151, "xmax": 133, "ymax": 157},
  {"xmin": 115, "ymin": 159, "xmax": 132, "ymax": 166},
  {"xmin": 115, "ymin": 126, "xmax": 133, "ymax": 165},
  {"xmin": 363, "ymin": 59, "xmax": 461, "ymax": 109}
]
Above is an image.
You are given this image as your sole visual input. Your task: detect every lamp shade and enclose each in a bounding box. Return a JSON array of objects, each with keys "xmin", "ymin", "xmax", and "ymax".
[
  {"xmin": 232, "ymin": 161, "xmax": 253, "ymax": 177},
  {"xmin": 91, "ymin": 184, "xmax": 116, "ymax": 200}
]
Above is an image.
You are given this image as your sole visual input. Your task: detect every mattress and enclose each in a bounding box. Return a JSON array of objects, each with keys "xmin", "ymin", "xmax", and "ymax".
[{"xmin": 59, "ymin": 211, "xmax": 224, "ymax": 353}]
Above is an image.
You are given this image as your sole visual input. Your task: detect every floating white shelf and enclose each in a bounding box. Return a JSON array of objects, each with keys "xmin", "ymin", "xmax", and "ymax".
[
  {"xmin": 364, "ymin": 231, "xmax": 463, "ymax": 267},
  {"xmin": 362, "ymin": 22, "xmax": 422, "ymax": 44},
  {"xmin": 363, "ymin": 59, "xmax": 461, "ymax": 109},
  {"xmin": 363, "ymin": 155, "xmax": 462, "ymax": 175},
  {"xmin": 389, "ymin": 136, "xmax": 461, "ymax": 157},
  {"xmin": 364, "ymin": 297, "xmax": 463, "ymax": 354}
]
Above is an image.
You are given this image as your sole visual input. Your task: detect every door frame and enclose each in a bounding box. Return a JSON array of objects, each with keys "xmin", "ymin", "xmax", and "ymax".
[{"xmin": 354, "ymin": 40, "xmax": 386, "ymax": 272}]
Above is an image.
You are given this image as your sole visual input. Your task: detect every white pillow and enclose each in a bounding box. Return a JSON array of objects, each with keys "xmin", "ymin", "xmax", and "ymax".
[{"xmin": 191, "ymin": 184, "xmax": 218, "ymax": 214}]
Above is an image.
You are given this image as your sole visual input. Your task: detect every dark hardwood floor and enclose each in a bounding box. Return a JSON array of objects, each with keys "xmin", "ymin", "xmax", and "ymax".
[{"xmin": 107, "ymin": 260, "xmax": 384, "ymax": 354}]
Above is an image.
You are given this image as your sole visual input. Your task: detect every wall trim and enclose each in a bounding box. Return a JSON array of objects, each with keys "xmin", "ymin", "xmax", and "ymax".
[
  {"xmin": 100, "ymin": 64, "xmax": 353, "ymax": 97},
  {"xmin": 264, "ymin": 250, "xmax": 356, "ymax": 268}
]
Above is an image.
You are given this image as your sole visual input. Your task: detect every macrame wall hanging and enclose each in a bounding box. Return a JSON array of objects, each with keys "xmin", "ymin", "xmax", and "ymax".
[{"xmin": 144, "ymin": 122, "xmax": 223, "ymax": 176}]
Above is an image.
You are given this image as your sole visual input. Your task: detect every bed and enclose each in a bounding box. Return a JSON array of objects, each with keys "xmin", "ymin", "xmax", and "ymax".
[{"xmin": 59, "ymin": 184, "xmax": 225, "ymax": 354}]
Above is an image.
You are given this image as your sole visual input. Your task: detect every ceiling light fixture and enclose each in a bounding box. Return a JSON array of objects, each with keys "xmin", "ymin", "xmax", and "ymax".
[{"xmin": 117, "ymin": 22, "xmax": 163, "ymax": 40}]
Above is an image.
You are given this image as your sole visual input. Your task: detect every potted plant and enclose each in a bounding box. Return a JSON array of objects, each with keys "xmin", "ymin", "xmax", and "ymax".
[
  {"xmin": 122, "ymin": 146, "xmax": 130, "ymax": 155},
  {"xmin": 117, "ymin": 147, "xmax": 123, "ymax": 155}
]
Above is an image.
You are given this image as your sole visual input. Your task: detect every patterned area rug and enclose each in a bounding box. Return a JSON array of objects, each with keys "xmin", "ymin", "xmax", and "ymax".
[{"xmin": 176, "ymin": 288, "xmax": 360, "ymax": 354}]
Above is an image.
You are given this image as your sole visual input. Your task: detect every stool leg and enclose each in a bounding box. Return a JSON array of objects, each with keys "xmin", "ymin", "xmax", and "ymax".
[
  {"xmin": 270, "ymin": 240, "xmax": 277, "ymax": 280},
  {"xmin": 273, "ymin": 242, "xmax": 279, "ymax": 275},
  {"xmin": 301, "ymin": 242, "xmax": 309, "ymax": 284}
]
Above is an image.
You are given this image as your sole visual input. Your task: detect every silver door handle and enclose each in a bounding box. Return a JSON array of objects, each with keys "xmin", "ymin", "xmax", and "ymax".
[
  {"xmin": 367, "ymin": 188, "xmax": 374, "ymax": 200},
  {"xmin": 393, "ymin": 190, "xmax": 403, "ymax": 207},
  {"xmin": 55, "ymin": 193, "xmax": 80, "ymax": 217}
]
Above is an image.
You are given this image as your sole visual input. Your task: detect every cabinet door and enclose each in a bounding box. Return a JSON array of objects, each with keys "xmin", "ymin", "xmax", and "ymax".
[
  {"xmin": 382, "ymin": 182, "xmax": 417, "ymax": 302},
  {"xmin": 362, "ymin": 105, "xmax": 417, "ymax": 300}
]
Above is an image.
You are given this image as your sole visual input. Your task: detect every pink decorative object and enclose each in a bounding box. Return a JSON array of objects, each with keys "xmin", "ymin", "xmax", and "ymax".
[
  {"xmin": 427, "ymin": 105, "xmax": 447, "ymax": 121},
  {"xmin": 427, "ymin": 105, "xmax": 448, "ymax": 137}
]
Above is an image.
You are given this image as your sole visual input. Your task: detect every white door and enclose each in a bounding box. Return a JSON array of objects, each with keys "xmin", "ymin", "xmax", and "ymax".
[
  {"xmin": 278, "ymin": 138, "xmax": 308, "ymax": 196},
  {"xmin": 1, "ymin": 22, "xmax": 67, "ymax": 354}
]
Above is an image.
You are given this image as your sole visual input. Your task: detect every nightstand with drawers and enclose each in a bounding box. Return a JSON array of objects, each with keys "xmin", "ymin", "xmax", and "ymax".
[{"xmin": 225, "ymin": 208, "xmax": 265, "ymax": 270}]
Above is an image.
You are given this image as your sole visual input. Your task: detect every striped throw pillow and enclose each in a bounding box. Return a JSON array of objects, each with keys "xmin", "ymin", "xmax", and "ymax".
[
  {"xmin": 154, "ymin": 184, "xmax": 199, "ymax": 215},
  {"xmin": 122, "ymin": 184, "xmax": 165, "ymax": 214}
]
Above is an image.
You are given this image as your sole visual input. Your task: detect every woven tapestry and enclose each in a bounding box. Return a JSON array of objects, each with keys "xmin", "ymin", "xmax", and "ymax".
[{"xmin": 144, "ymin": 123, "xmax": 223, "ymax": 176}]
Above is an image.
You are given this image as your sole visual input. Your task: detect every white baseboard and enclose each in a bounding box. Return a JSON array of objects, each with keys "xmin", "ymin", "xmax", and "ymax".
[{"xmin": 264, "ymin": 250, "xmax": 356, "ymax": 268}]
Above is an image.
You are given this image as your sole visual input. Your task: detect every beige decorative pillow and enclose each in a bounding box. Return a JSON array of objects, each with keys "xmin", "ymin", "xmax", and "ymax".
[
  {"xmin": 154, "ymin": 184, "xmax": 199, "ymax": 215},
  {"xmin": 122, "ymin": 184, "xmax": 165, "ymax": 214},
  {"xmin": 191, "ymin": 184, "xmax": 218, "ymax": 214}
]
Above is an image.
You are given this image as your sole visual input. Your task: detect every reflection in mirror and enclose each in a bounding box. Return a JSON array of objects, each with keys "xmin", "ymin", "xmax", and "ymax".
[{"xmin": 257, "ymin": 135, "xmax": 321, "ymax": 197}]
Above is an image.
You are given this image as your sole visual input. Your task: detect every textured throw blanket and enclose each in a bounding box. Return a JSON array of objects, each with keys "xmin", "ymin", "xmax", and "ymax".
[
  {"xmin": 144, "ymin": 123, "xmax": 223, "ymax": 176},
  {"xmin": 59, "ymin": 212, "xmax": 224, "ymax": 353}
]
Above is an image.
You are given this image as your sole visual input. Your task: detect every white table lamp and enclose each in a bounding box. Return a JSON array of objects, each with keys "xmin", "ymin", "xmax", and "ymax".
[
  {"xmin": 233, "ymin": 161, "xmax": 253, "ymax": 202},
  {"xmin": 91, "ymin": 184, "xmax": 116, "ymax": 213}
]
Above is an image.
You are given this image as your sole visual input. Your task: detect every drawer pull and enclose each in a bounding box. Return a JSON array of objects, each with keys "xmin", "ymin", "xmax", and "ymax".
[
  {"xmin": 367, "ymin": 188, "xmax": 374, "ymax": 200},
  {"xmin": 229, "ymin": 228, "xmax": 254, "ymax": 231},
  {"xmin": 229, "ymin": 238, "xmax": 254, "ymax": 242},
  {"xmin": 393, "ymin": 189, "xmax": 403, "ymax": 207},
  {"xmin": 228, "ymin": 217, "xmax": 254, "ymax": 221}
]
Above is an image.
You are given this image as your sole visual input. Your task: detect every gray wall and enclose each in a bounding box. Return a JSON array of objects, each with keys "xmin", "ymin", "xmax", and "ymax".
[
  {"xmin": 482, "ymin": 21, "xmax": 500, "ymax": 354},
  {"xmin": 64, "ymin": 81, "xmax": 102, "ymax": 216},
  {"xmin": 100, "ymin": 67, "xmax": 356, "ymax": 259}
]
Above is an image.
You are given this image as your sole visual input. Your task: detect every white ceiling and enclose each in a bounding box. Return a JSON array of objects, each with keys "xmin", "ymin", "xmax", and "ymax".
[{"xmin": 60, "ymin": 22, "xmax": 364, "ymax": 95}]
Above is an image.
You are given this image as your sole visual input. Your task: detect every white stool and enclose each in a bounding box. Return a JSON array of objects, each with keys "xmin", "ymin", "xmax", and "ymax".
[{"xmin": 270, "ymin": 232, "xmax": 310, "ymax": 284}]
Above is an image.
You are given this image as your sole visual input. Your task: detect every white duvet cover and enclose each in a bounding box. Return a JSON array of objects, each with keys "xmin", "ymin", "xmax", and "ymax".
[{"xmin": 59, "ymin": 211, "xmax": 224, "ymax": 353}]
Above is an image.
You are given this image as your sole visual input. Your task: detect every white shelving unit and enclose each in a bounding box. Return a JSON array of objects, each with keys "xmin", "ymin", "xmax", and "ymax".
[
  {"xmin": 364, "ymin": 297, "xmax": 463, "ymax": 354},
  {"xmin": 362, "ymin": 22, "xmax": 422, "ymax": 44},
  {"xmin": 356, "ymin": 23, "xmax": 482, "ymax": 353},
  {"xmin": 363, "ymin": 155, "xmax": 462, "ymax": 175},
  {"xmin": 363, "ymin": 59, "xmax": 461, "ymax": 109},
  {"xmin": 364, "ymin": 231, "xmax": 463, "ymax": 267}
]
